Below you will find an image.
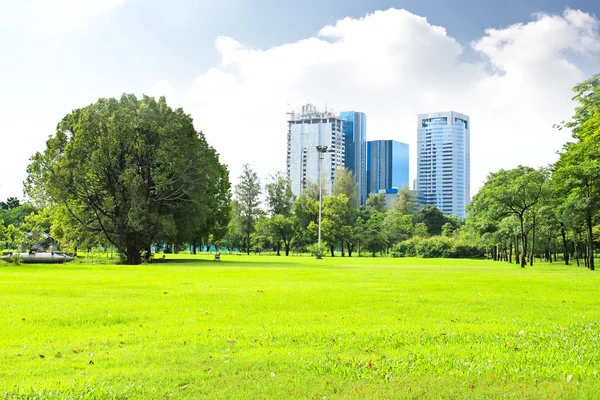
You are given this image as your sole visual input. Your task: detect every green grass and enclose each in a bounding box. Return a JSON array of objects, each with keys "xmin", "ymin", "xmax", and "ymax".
[{"xmin": 1, "ymin": 255, "xmax": 599, "ymax": 399}]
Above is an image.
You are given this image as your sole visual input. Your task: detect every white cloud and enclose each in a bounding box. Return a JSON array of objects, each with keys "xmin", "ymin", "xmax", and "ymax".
[
  {"xmin": 173, "ymin": 8, "xmax": 599, "ymax": 196},
  {"xmin": 0, "ymin": 0, "xmax": 123, "ymax": 32}
]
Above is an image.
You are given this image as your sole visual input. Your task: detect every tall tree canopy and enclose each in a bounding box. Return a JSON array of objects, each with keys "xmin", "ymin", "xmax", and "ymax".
[
  {"xmin": 25, "ymin": 94, "xmax": 230, "ymax": 264},
  {"xmin": 333, "ymin": 167, "xmax": 358, "ymax": 207},
  {"xmin": 234, "ymin": 164, "xmax": 262, "ymax": 255},
  {"xmin": 468, "ymin": 166, "xmax": 548, "ymax": 268}
]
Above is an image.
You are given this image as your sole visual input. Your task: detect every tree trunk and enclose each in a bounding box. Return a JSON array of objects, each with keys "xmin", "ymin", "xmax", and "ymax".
[
  {"xmin": 574, "ymin": 233, "xmax": 580, "ymax": 267},
  {"xmin": 586, "ymin": 213, "xmax": 595, "ymax": 271},
  {"xmin": 509, "ymin": 242, "xmax": 512, "ymax": 264},
  {"xmin": 561, "ymin": 227, "xmax": 569, "ymax": 265},
  {"xmin": 330, "ymin": 245, "xmax": 335, "ymax": 257},
  {"xmin": 529, "ymin": 215, "xmax": 536, "ymax": 266},
  {"xmin": 341, "ymin": 241, "xmax": 345, "ymax": 257},
  {"xmin": 519, "ymin": 218, "xmax": 526, "ymax": 268},
  {"xmin": 347, "ymin": 242, "xmax": 353, "ymax": 257},
  {"xmin": 276, "ymin": 242, "xmax": 281, "ymax": 256},
  {"xmin": 515, "ymin": 235, "xmax": 520, "ymax": 265},
  {"xmin": 126, "ymin": 244, "xmax": 142, "ymax": 265},
  {"xmin": 143, "ymin": 244, "xmax": 152, "ymax": 262}
]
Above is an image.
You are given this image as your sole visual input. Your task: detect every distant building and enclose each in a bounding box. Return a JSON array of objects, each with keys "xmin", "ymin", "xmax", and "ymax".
[
  {"xmin": 416, "ymin": 111, "xmax": 470, "ymax": 218},
  {"xmin": 378, "ymin": 188, "xmax": 400, "ymax": 210},
  {"xmin": 287, "ymin": 104, "xmax": 345, "ymax": 197},
  {"xmin": 367, "ymin": 140, "xmax": 409, "ymax": 195},
  {"xmin": 340, "ymin": 111, "xmax": 367, "ymax": 205}
]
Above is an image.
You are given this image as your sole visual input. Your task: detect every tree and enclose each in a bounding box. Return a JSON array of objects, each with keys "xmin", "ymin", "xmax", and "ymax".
[
  {"xmin": 264, "ymin": 172, "xmax": 295, "ymax": 256},
  {"xmin": 0, "ymin": 197, "xmax": 20, "ymax": 210},
  {"xmin": 413, "ymin": 222, "xmax": 429, "ymax": 238},
  {"xmin": 385, "ymin": 210, "xmax": 413, "ymax": 251},
  {"xmin": 333, "ymin": 167, "xmax": 358, "ymax": 207},
  {"xmin": 364, "ymin": 211, "xmax": 387, "ymax": 256},
  {"xmin": 321, "ymin": 194, "xmax": 352, "ymax": 256},
  {"xmin": 290, "ymin": 194, "xmax": 318, "ymax": 254},
  {"xmin": 225, "ymin": 200, "xmax": 245, "ymax": 254},
  {"xmin": 553, "ymin": 125, "xmax": 600, "ymax": 270},
  {"xmin": 468, "ymin": 166, "xmax": 548, "ymax": 268},
  {"xmin": 441, "ymin": 215, "xmax": 462, "ymax": 237},
  {"xmin": 366, "ymin": 192, "xmax": 386, "ymax": 213},
  {"xmin": 563, "ymin": 73, "xmax": 600, "ymax": 138},
  {"xmin": 0, "ymin": 202, "xmax": 38, "ymax": 227},
  {"xmin": 234, "ymin": 164, "xmax": 263, "ymax": 255},
  {"xmin": 24, "ymin": 94, "xmax": 228, "ymax": 264},
  {"xmin": 252, "ymin": 216, "xmax": 273, "ymax": 254},
  {"xmin": 413, "ymin": 205, "xmax": 448, "ymax": 236},
  {"xmin": 393, "ymin": 187, "xmax": 418, "ymax": 215},
  {"xmin": 552, "ymin": 75, "xmax": 600, "ymax": 270},
  {"xmin": 271, "ymin": 214, "xmax": 295, "ymax": 256},
  {"xmin": 265, "ymin": 171, "xmax": 295, "ymax": 217}
]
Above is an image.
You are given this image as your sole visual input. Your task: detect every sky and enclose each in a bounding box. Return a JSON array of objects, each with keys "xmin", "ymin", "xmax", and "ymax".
[{"xmin": 1, "ymin": 0, "xmax": 599, "ymax": 202}]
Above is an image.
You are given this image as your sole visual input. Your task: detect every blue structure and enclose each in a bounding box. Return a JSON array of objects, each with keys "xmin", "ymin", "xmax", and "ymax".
[
  {"xmin": 416, "ymin": 111, "xmax": 470, "ymax": 219},
  {"xmin": 367, "ymin": 140, "xmax": 409, "ymax": 194},
  {"xmin": 340, "ymin": 111, "xmax": 367, "ymax": 205}
]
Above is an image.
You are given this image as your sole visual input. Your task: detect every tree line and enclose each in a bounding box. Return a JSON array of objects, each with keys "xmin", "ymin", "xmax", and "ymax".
[
  {"xmin": 223, "ymin": 164, "xmax": 472, "ymax": 257},
  {"xmin": 5, "ymin": 74, "xmax": 599, "ymax": 265},
  {"xmin": 466, "ymin": 74, "xmax": 600, "ymax": 271}
]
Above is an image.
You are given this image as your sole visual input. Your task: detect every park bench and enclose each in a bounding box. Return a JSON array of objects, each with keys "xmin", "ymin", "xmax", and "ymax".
[{"xmin": 214, "ymin": 252, "xmax": 221, "ymax": 261}]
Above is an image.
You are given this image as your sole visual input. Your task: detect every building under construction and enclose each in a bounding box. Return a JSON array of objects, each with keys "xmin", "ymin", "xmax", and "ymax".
[{"xmin": 286, "ymin": 104, "xmax": 345, "ymax": 197}]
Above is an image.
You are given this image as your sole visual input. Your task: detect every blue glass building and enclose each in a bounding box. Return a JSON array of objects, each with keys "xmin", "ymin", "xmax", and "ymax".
[
  {"xmin": 416, "ymin": 111, "xmax": 470, "ymax": 219},
  {"xmin": 340, "ymin": 111, "xmax": 367, "ymax": 205},
  {"xmin": 366, "ymin": 140, "xmax": 409, "ymax": 194}
]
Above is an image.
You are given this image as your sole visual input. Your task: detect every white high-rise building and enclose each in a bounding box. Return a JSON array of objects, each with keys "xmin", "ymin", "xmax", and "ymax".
[
  {"xmin": 287, "ymin": 104, "xmax": 345, "ymax": 197},
  {"xmin": 417, "ymin": 111, "xmax": 470, "ymax": 219}
]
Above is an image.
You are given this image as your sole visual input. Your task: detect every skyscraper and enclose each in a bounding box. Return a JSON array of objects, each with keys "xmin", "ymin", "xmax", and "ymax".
[
  {"xmin": 287, "ymin": 104, "xmax": 345, "ymax": 197},
  {"xmin": 340, "ymin": 111, "xmax": 367, "ymax": 205},
  {"xmin": 416, "ymin": 111, "xmax": 470, "ymax": 219},
  {"xmin": 367, "ymin": 140, "xmax": 409, "ymax": 194}
]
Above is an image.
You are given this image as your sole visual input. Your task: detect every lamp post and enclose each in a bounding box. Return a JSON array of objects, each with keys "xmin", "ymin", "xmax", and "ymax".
[{"xmin": 316, "ymin": 145, "xmax": 328, "ymax": 259}]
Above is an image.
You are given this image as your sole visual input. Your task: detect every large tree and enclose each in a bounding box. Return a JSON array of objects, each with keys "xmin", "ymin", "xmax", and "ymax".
[{"xmin": 25, "ymin": 94, "xmax": 229, "ymax": 264}]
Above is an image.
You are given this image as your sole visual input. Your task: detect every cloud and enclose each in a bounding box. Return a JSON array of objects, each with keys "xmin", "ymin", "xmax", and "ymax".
[
  {"xmin": 0, "ymin": 0, "xmax": 123, "ymax": 32},
  {"xmin": 169, "ymin": 8, "xmax": 599, "ymax": 197}
]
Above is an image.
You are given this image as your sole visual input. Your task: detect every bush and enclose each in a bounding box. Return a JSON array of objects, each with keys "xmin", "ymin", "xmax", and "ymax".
[
  {"xmin": 392, "ymin": 236, "xmax": 485, "ymax": 258},
  {"xmin": 415, "ymin": 236, "xmax": 452, "ymax": 258}
]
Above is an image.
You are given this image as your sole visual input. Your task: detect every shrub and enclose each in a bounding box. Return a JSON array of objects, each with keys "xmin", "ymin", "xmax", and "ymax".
[{"xmin": 392, "ymin": 236, "xmax": 485, "ymax": 259}]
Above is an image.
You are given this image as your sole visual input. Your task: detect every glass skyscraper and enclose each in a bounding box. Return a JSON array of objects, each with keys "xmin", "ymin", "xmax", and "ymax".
[
  {"xmin": 366, "ymin": 140, "xmax": 409, "ymax": 194},
  {"xmin": 416, "ymin": 111, "xmax": 470, "ymax": 219},
  {"xmin": 340, "ymin": 111, "xmax": 367, "ymax": 205}
]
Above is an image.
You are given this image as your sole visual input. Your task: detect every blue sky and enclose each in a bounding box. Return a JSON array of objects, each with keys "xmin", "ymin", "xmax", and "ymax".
[{"xmin": 0, "ymin": 0, "xmax": 599, "ymax": 201}]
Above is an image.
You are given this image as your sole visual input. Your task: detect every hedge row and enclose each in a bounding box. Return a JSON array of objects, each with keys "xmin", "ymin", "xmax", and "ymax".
[{"xmin": 392, "ymin": 236, "xmax": 485, "ymax": 258}]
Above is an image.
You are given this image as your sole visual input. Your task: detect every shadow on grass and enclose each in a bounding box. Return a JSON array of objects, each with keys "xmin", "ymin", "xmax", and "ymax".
[{"xmin": 152, "ymin": 256, "xmax": 342, "ymax": 269}]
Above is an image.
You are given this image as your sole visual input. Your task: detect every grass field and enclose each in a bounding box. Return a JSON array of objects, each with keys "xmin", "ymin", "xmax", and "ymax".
[{"xmin": 1, "ymin": 255, "xmax": 599, "ymax": 399}]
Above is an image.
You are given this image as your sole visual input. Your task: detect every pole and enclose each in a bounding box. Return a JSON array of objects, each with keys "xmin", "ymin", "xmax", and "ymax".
[{"xmin": 316, "ymin": 145, "xmax": 328, "ymax": 259}]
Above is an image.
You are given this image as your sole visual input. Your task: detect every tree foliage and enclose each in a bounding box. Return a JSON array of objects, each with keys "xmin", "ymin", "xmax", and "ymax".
[
  {"xmin": 234, "ymin": 164, "xmax": 262, "ymax": 255},
  {"xmin": 24, "ymin": 94, "xmax": 229, "ymax": 264}
]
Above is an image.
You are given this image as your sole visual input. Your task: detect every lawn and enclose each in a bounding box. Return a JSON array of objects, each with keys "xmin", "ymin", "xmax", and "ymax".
[{"xmin": 0, "ymin": 255, "xmax": 599, "ymax": 399}]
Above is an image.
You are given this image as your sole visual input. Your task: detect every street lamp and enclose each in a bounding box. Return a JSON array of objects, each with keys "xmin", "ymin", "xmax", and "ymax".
[{"xmin": 316, "ymin": 145, "xmax": 328, "ymax": 259}]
